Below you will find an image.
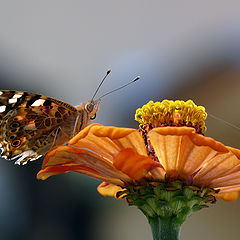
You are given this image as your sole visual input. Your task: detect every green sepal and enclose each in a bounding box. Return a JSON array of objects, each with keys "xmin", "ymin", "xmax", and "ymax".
[
  {"xmin": 124, "ymin": 181, "xmax": 218, "ymax": 240},
  {"xmin": 174, "ymin": 207, "xmax": 191, "ymax": 224},
  {"xmin": 124, "ymin": 181, "xmax": 217, "ymax": 221},
  {"xmin": 192, "ymin": 204, "xmax": 209, "ymax": 212},
  {"xmin": 169, "ymin": 196, "xmax": 187, "ymax": 214}
]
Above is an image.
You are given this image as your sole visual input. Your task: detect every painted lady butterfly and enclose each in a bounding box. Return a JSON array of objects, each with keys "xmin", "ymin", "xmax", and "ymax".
[
  {"xmin": 0, "ymin": 90, "xmax": 100, "ymax": 165},
  {"xmin": 0, "ymin": 71, "xmax": 140, "ymax": 165}
]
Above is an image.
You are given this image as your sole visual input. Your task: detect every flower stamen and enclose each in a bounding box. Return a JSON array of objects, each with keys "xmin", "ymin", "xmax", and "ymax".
[{"xmin": 135, "ymin": 100, "xmax": 207, "ymax": 134}]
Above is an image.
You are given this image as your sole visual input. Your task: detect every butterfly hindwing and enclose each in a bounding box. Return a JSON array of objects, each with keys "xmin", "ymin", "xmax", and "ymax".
[{"xmin": 0, "ymin": 90, "xmax": 80, "ymax": 164}]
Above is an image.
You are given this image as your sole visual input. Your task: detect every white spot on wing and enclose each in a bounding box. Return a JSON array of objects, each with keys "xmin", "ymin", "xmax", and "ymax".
[
  {"xmin": 31, "ymin": 99, "xmax": 45, "ymax": 107},
  {"xmin": 0, "ymin": 91, "xmax": 3, "ymax": 95},
  {"xmin": 8, "ymin": 93, "xmax": 23, "ymax": 104},
  {"xmin": 9, "ymin": 98, "xmax": 17, "ymax": 104},
  {"xmin": 9, "ymin": 150, "xmax": 40, "ymax": 165},
  {"xmin": 0, "ymin": 105, "xmax": 6, "ymax": 112},
  {"xmin": 13, "ymin": 94, "xmax": 23, "ymax": 98}
]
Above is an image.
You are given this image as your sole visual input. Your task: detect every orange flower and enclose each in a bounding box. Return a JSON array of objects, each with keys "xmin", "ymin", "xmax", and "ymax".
[{"xmin": 37, "ymin": 100, "xmax": 240, "ymax": 201}]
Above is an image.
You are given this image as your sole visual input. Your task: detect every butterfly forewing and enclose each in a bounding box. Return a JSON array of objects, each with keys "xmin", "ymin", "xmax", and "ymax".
[{"xmin": 0, "ymin": 90, "xmax": 86, "ymax": 165}]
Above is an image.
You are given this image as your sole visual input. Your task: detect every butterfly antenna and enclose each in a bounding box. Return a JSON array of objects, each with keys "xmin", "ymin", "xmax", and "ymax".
[
  {"xmin": 91, "ymin": 69, "xmax": 111, "ymax": 102},
  {"xmin": 97, "ymin": 76, "xmax": 140, "ymax": 100}
]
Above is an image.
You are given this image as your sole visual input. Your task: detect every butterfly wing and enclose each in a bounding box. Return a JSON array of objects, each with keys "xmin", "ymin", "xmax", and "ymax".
[{"xmin": 0, "ymin": 90, "xmax": 81, "ymax": 165}]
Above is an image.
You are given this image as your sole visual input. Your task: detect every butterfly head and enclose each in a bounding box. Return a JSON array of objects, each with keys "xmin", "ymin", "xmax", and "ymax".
[{"xmin": 83, "ymin": 99, "xmax": 101, "ymax": 120}]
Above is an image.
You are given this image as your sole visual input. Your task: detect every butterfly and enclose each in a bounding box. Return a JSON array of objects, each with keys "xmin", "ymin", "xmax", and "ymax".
[
  {"xmin": 0, "ymin": 90, "xmax": 100, "ymax": 165},
  {"xmin": 0, "ymin": 71, "xmax": 140, "ymax": 165}
]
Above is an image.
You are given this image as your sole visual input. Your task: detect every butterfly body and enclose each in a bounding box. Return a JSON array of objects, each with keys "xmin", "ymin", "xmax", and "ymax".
[{"xmin": 0, "ymin": 90, "xmax": 100, "ymax": 165}]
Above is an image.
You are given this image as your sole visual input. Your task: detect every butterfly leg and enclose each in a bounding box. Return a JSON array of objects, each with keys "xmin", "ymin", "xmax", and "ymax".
[
  {"xmin": 50, "ymin": 126, "xmax": 61, "ymax": 148},
  {"xmin": 72, "ymin": 115, "xmax": 80, "ymax": 137},
  {"xmin": 50, "ymin": 126, "xmax": 71, "ymax": 148}
]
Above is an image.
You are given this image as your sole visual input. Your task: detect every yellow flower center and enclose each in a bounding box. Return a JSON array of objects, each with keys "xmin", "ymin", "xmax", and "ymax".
[{"xmin": 135, "ymin": 100, "xmax": 207, "ymax": 134}]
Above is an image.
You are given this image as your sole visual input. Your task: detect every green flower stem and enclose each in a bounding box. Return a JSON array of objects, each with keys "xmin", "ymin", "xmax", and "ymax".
[
  {"xmin": 148, "ymin": 217, "xmax": 181, "ymax": 240},
  {"xmin": 119, "ymin": 181, "xmax": 218, "ymax": 240}
]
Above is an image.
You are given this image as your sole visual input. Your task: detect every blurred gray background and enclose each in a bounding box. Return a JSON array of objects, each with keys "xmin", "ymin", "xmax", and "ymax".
[{"xmin": 0, "ymin": 1, "xmax": 240, "ymax": 239}]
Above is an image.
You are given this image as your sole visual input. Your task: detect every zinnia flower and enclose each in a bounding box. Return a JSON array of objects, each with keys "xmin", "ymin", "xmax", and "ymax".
[{"xmin": 37, "ymin": 100, "xmax": 240, "ymax": 240}]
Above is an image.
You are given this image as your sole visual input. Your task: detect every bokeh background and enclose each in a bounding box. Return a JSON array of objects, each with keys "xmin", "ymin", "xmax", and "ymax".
[{"xmin": 0, "ymin": 1, "xmax": 240, "ymax": 239}]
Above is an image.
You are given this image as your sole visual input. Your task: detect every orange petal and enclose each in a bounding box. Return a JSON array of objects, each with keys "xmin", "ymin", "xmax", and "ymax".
[
  {"xmin": 39, "ymin": 124, "xmax": 149, "ymax": 182},
  {"xmin": 90, "ymin": 125, "xmax": 140, "ymax": 139},
  {"xmin": 215, "ymin": 192, "xmax": 239, "ymax": 201},
  {"xmin": 226, "ymin": 146, "xmax": 240, "ymax": 160},
  {"xmin": 148, "ymin": 127, "xmax": 240, "ymax": 190},
  {"xmin": 40, "ymin": 145, "xmax": 130, "ymax": 183},
  {"xmin": 41, "ymin": 145, "xmax": 76, "ymax": 168},
  {"xmin": 97, "ymin": 182, "xmax": 126, "ymax": 199},
  {"xmin": 149, "ymin": 127, "xmax": 228, "ymax": 151},
  {"xmin": 69, "ymin": 123, "xmax": 102, "ymax": 141},
  {"xmin": 113, "ymin": 148, "xmax": 162, "ymax": 181},
  {"xmin": 37, "ymin": 163, "xmax": 124, "ymax": 185},
  {"xmin": 37, "ymin": 165, "xmax": 101, "ymax": 180},
  {"xmin": 194, "ymin": 152, "xmax": 240, "ymax": 187},
  {"xmin": 68, "ymin": 124, "xmax": 148, "ymax": 159},
  {"xmin": 209, "ymin": 170, "xmax": 240, "ymax": 188},
  {"xmin": 213, "ymin": 185, "xmax": 240, "ymax": 194},
  {"xmin": 149, "ymin": 127, "xmax": 215, "ymax": 177},
  {"xmin": 148, "ymin": 127, "xmax": 231, "ymax": 179}
]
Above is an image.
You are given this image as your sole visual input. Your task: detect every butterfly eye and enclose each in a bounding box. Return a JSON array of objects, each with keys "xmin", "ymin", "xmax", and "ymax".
[
  {"xmin": 90, "ymin": 114, "xmax": 96, "ymax": 120},
  {"xmin": 86, "ymin": 103, "xmax": 94, "ymax": 113},
  {"xmin": 11, "ymin": 139, "xmax": 21, "ymax": 147}
]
